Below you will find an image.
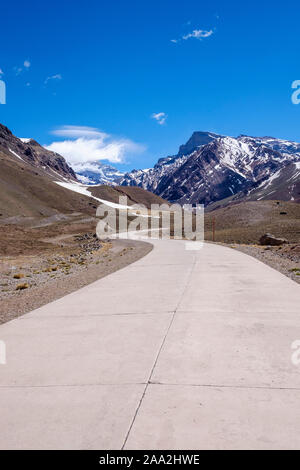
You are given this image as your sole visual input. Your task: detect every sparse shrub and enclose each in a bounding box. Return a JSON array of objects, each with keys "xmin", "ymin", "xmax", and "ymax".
[
  {"xmin": 16, "ymin": 283, "xmax": 29, "ymax": 290},
  {"xmin": 13, "ymin": 273, "xmax": 24, "ymax": 279}
]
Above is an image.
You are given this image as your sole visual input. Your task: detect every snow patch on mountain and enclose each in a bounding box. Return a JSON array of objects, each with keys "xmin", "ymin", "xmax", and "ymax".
[
  {"xmin": 55, "ymin": 181, "xmax": 133, "ymax": 209},
  {"xmin": 119, "ymin": 132, "xmax": 300, "ymax": 206},
  {"xmin": 74, "ymin": 161, "xmax": 124, "ymax": 185}
]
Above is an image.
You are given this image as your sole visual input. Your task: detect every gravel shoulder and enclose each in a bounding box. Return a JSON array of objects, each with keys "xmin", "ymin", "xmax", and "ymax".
[
  {"xmin": 224, "ymin": 243, "xmax": 300, "ymax": 284},
  {"xmin": 0, "ymin": 237, "xmax": 152, "ymax": 325}
]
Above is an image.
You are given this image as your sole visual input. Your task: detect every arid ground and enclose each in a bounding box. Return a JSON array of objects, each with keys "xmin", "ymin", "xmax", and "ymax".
[{"xmin": 0, "ymin": 220, "xmax": 152, "ymax": 324}]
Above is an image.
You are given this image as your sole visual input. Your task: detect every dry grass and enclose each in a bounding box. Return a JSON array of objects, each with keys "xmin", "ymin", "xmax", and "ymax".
[
  {"xmin": 16, "ymin": 283, "xmax": 29, "ymax": 290},
  {"xmin": 204, "ymin": 200, "xmax": 300, "ymax": 244},
  {"xmin": 13, "ymin": 273, "xmax": 25, "ymax": 279}
]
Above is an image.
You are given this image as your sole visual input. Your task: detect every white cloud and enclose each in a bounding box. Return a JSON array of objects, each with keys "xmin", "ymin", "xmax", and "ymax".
[
  {"xmin": 182, "ymin": 29, "xmax": 213, "ymax": 40},
  {"xmin": 51, "ymin": 125, "xmax": 105, "ymax": 138},
  {"xmin": 73, "ymin": 162, "xmax": 105, "ymax": 173},
  {"xmin": 44, "ymin": 74, "xmax": 62, "ymax": 85},
  {"xmin": 76, "ymin": 174, "xmax": 95, "ymax": 184},
  {"xmin": 171, "ymin": 28, "xmax": 214, "ymax": 43},
  {"xmin": 151, "ymin": 112, "xmax": 167, "ymax": 125},
  {"xmin": 13, "ymin": 60, "xmax": 31, "ymax": 75},
  {"xmin": 46, "ymin": 126, "xmax": 145, "ymax": 165},
  {"xmin": 14, "ymin": 67, "xmax": 23, "ymax": 76}
]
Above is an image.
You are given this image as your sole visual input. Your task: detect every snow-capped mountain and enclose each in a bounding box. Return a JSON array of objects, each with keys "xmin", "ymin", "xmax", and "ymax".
[
  {"xmin": 252, "ymin": 136, "xmax": 300, "ymax": 156},
  {"xmin": 74, "ymin": 161, "xmax": 124, "ymax": 185},
  {"xmin": 243, "ymin": 161, "xmax": 300, "ymax": 203},
  {"xmin": 120, "ymin": 132, "xmax": 300, "ymax": 205},
  {"xmin": 119, "ymin": 131, "xmax": 220, "ymax": 194}
]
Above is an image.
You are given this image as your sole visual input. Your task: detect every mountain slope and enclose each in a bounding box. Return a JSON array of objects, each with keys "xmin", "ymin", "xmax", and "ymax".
[
  {"xmin": 0, "ymin": 147, "xmax": 97, "ymax": 222},
  {"xmin": 120, "ymin": 132, "xmax": 300, "ymax": 206},
  {"xmin": 204, "ymin": 200, "xmax": 300, "ymax": 244},
  {"xmin": 0, "ymin": 124, "xmax": 77, "ymax": 181},
  {"xmin": 119, "ymin": 131, "xmax": 220, "ymax": 193},
  {"xmin": 88, "ymin": 185, "xmax": 169, "ymax": 208},
  {"xmin": 245, "ymin": 162, "xmax": 300, "ymax": 203},
  {"xmin": 0, "ymin": 122, "xmax": 170, "ymax": 225}
]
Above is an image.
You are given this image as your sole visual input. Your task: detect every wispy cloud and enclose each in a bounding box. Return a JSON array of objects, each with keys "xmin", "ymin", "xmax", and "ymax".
[
  {"xmin": 14, "ymin": 67, "xmax": 23, "ymax": 76},
  {"xmin": 13, "ymin": 60, "xmax": 31, "ymax": 75},
  {"xmin": 182, "ymin": 29, "xmax": 213, "ymax": 40},
  {"xmin": 44, "ymin": 74, "xmax": 62, "ymax": 85},
  {"xmin": 151, "ymin": 112, "xmax": 167, "ymax": 125},
  {"xmin": 0, "ymin": 69, "xmax": 3, "ymax": 76},
  {"xmin": 171, "ymin": 28, "xmax": 214, "ymax": 44},
  {"xmin": 51, "ymin": 125, "xmax": 104, "ymax": 138},
  {"xmin": 46, "ymin": 125, "xmax": 145, "ymax": 165}
]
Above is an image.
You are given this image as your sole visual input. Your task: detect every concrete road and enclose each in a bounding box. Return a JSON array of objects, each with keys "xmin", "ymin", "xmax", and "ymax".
[{"xmin": 0, "ymin": 240, "xmax": 300, "ymax": 450}]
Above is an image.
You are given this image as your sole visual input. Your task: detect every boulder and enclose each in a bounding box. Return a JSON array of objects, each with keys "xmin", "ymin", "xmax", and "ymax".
[{"xmin": 259, "ymin": 233, "xmax": 288, "ymax": 246}]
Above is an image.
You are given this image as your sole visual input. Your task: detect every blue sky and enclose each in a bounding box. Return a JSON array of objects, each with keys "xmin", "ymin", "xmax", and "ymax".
[{"xmin": 1, "ymin": 0, "xmax": 300, "ymax": 171}]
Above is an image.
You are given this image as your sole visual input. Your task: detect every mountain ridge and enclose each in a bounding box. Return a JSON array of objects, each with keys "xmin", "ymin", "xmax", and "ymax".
[
  {"xmin": 119, "ymin": 132, "xmax": 300, "ymax": 206},
  {"xmin": 0, "ymin": 124, "xmax": 77, "ymax": 181}
]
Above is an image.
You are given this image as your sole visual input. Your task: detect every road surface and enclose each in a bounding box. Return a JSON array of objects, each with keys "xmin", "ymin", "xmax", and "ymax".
[{"xmin": 0, "ymin": 239, "xmax": 300, "ymax": 450}]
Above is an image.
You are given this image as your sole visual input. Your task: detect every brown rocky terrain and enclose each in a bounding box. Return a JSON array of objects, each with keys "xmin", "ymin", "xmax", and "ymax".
[
  {"xmin": 0, "ymin": 148, "xmax": 96, "ymax": 222},
  {"xmin": 204, "ymin": 200, "xmax": 300, "ymax": 284},
  {"xmin": 204, "ymin": 200, "xmax": 300, "ymax": 244},
  {"xmin": 89, "ymin": 184, "xmax": 169, "ymax": 208},
  {"xmin": 0, "ymin": 219, "xmax": 152, "ymax": 324},
  {"xmin": 0, "ymin": 124, "xmax": 77, "ymax": 180}
]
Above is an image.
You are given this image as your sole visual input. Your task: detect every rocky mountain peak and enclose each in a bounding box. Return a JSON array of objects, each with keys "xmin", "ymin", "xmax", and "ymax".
[
  {"xmin": 0, "ymin": 123, "xmax": 77, "ymax": 181},
  {"xmin": 177, "ymin": 131, "xmax": 220, "ymax": 157},
  {"xmin": 119, "ymin": 132, "xmax": 300, "ymax": 206}
]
